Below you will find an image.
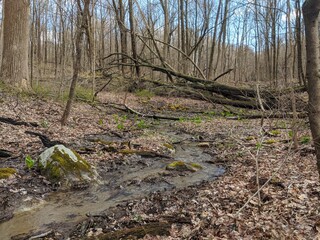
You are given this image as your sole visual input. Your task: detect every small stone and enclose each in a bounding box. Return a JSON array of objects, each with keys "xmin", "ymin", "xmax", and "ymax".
[
  {"xmin": 166, "ymin": 161, "xmax": 203, "ymax": 172},
  {"xmin": 197, "ymin": 142, "xmax": 210, "ymax": 148}
]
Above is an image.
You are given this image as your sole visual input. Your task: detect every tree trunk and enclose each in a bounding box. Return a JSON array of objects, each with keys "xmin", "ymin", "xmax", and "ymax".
[
  {"xmin": 296, "ymin": 0, "xmax": 306, "ymax": 87},
  {"xmin": 128, "ymin": 0, "xmax": 141, "ymax": 79},
  {"xmin": 112, "ymin": 0, "xmax": 127, "ymax": 75},
  {"xmin": 61, "ymin": 0, "xmax": 90, "ymax": 126},
  {"xmin": 302, "ymin": 0, "xmax": 320, "ymax": 175},
  {"xmin": 1, "ymin": 0, "xmax": 30, "ymax": 91}
]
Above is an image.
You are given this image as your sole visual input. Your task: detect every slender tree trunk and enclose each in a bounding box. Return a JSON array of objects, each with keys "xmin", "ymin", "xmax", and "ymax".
[
  {"xmin": 128, "ymin": 0, "xmax": 141, "ymax": 79},
  {"xmin": 296, "ymin": 0, "xmax": 306, "ymax": 87},
  {"xmin": 61, "ymin": 0, "xmax": 90, "ymax": 126},
  {"xmin": 302, "ymin": 0, "xmax": 320, "ymax": 175},
  {"xmin": 179, "ymin": 0, "xmax": 187, "ymax": 72},
  {"xmin": 112, "ymin": 0, "xmax": 127, "ymax": 75},
  {"xmin": 207, "ymin": 0, "xmax": 222, "ymax": 79},
  {"xmin": 160, "ymin": 0, "xmax": 169, "ymax": 59}
]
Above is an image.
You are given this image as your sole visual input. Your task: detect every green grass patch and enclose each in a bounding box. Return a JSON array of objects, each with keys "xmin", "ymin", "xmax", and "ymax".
[
  {"xmin": 300, "ymin": 136, "xmax": 311, "ymax": 144},
  {"xmin": 264, "ymin": 139, "xmax": 277, "ymax": 144},
  {"xmin": 135, "ymin": 89, "xmax": 154, "ymax": 99},
  {"xmin": 269, "ymin": 129, "xmax": 281, "ymax": 136}
]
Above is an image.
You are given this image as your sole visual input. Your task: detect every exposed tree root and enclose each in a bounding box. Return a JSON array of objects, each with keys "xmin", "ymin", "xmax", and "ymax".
[{"xmin": 86, "ymin": 221, "xmax": 171, "ymax": 240}]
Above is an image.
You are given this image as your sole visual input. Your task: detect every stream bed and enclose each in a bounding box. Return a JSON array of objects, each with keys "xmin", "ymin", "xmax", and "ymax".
[{"xmin": 0, "ymin": 130, "xmax": 225, "ymax": 239}]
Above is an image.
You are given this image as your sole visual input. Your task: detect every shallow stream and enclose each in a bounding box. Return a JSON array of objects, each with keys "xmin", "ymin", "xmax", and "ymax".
[{"xmin": 0, "ymin": 130, "xmax": 224, "ymax": 239}]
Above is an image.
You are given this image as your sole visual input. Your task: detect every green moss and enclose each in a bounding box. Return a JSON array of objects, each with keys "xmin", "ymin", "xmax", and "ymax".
[
  {"xmin": 0, "ymin": 168, "xmax": 17, "ymax": 179},
  {"xmin": 167, "ymin": 103, "xmax": 188, "ymax": 111},
  {"xmin": 246, "ymin": 136, "xmax": 255, "ymax": 141},
  {"xmin": 264, "ymin": 139, "xmax": 277, "ymax": 144},
  {"xmin": 166, "ymin": 161, "xmax": 203, "ymax": 172},
  {"xmin": 269, "ymin": 130, "xmax": 281, "ymax": 136},
  {"xmin": 189, "ymin": 162, "xmax": 203, "ymax": 169},
  {"xmin": 167, "ymin": 161, "xmax": 185, "ymax": 168},
  {"xmin": 300, "ymin": 136, "xmax": 311, "ymax": 144},
  {"xmin": 163, "ymin": 143, "xmax": 174, "ymax": 150},
  {"xmin": 119, "ymin": 149, "xmax": 138, "ymax": 154},
  {"xmin": 135, "ymin": 89, "xmax": 154, "ymax": 99},
  {"xmin": 40, "ymin": 146, "xmax": 92, "ymax": 183}
]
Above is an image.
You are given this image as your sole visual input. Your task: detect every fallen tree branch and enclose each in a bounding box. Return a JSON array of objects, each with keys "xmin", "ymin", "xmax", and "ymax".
[
  {"xmin": 0, "ymin": 149, "xmax": 13, "ymax": 158},
  {"xmin": 236, "ymin": 141, "xmax": 294, "ymax": 216},
  {"xmin": 142, "ymin": 78, "xmax": 261, "ymax": 109},
  {"xmin": 213, "ymin": 68, "xmax": 234, "ymax": 82},
  {"xmin": 94, "ymin": 74, "xmax": 113, "ymax": 98},
  {"xmin": 86, "ymin": 222, "xmax": 171, "ymax": 240},
  {"xmin": 226, "ymin": 111, "xmax": 308, "ymax": 120},
  {"xmin": 25, "ymin": 131, "xmax": 65, "ymax": 147},
  {"xmin": 0, "ymin": 117, "xmax": 39, "ymax": 127},
  {"xmin": 29, "ymin": 230, "xmax": 53, "ymax": 240},
  {"xmin": 124, "ymin": 104, "xmax": 182, "ymax": 120}
]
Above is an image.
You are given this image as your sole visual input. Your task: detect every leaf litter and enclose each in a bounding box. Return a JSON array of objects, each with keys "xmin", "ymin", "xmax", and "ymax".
[{"xmin": 0, "ymin": 91, "xmax": 319, "ymax": 239}]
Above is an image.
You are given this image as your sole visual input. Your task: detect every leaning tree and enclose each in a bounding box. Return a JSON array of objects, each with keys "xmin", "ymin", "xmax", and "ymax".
[{"xmin": 302, "ymin": 0, "xmax": 320, "ymax": 175}]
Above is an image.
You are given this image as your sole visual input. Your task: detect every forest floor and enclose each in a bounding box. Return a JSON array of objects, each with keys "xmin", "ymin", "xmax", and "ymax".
[{"xmin": 0, "ymin": 89, "xmax": 320, "ymax": 239}]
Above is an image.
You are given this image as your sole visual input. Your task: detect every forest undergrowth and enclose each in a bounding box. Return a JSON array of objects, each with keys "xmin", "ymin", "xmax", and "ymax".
[{"xmin": 0, "ymin": 90, "xmax": 319, "ymax": 239}]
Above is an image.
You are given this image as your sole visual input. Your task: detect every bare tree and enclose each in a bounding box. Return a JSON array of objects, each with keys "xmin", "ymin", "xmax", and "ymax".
[
  {"xmin": 128, "ymin": 0, "xmax": 141, "ymax": 79},
  {"xmin": 302, "ymin": 0, "xmax": 320, "ymax": 175},
  {"xmin": 1, "ymin": 0, "xmax": 30, "ymax": 91},
  {"xmin": 61, "ymin": 0, "xmax": 91, "ymax": 126},
  {"xmin": 112, "ymin": 0, "xmax": 128, "ymax": 74},
  {"xmin": 295, "ymin": 0, "xmax": 306, "ymax": 87}
]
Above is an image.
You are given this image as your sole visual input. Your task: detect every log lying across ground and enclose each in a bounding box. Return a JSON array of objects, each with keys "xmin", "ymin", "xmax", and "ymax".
[
  {"xmin": 137, "ymin": 63, "xmax": 278, "ymax": 108},
  {"xmin": 104, "ymin": 57, "xmax": 306, "ymax": 109},
  {"xmin": 144, "ymin": 78, "xmax": 261, "ymax": 109}
]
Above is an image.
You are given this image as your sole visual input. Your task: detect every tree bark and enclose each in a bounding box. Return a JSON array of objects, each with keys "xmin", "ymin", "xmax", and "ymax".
[
  {"xmin": 1, "ymin": 0, "xmax": 30, "ymax": 91},
  {"xmin": 112, "ymin": 0, "xmax": 127, "ymax": 75},
  {"xmin": 128, "ymin": 0, "xmax": 141, "ymax": 79},
  {"xmin": 295, "ymin": 0, "xmax": 306, "ymax": 87},
  {"xmin": 302, "ymin": 0, "xmax": 320, "ymax": 175},
  {"xmin": 61, "ymin": 0, "xmax": 90, "ymax": 126}
]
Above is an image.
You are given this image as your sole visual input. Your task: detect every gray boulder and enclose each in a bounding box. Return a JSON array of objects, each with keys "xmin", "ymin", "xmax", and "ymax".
[{"xmin": 38, "ymin": 145, "xmax": 98, "ymax": 189}]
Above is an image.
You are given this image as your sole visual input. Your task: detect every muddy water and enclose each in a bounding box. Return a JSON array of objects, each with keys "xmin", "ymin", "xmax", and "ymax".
[{"xmin": 0, "ymin": 131, "xmax": 224, "ymax": 239}]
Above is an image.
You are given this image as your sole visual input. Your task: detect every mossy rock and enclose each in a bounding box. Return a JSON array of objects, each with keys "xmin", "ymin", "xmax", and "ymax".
[
  {"xmin": 0, "ymin": 168, "xmax": 16, "ymax": 179},
  {"xmin": 166, "ymin": 161, "xmax": 203, "ymax": 172},
  {"xmin": 163, "ymin": 143, "xmax": 175, "ymax": 154},
  {"xmin": 38, "ymin": 145, "xmax": 98, "ymax": 188}
]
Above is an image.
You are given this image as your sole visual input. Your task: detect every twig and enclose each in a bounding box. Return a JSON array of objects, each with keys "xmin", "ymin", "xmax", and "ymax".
[
  {"xmin": 213, "ymin": 68, "xmax": 234, "ymax": 82},
  {"xmin": 94, "ymin": 77, "xmax": 113, "ymax": 98},
  {"xmin": 29, "ymin": 230, "xmax": 53, "ymax": 239},
  {"xmin": 235, "ymin": 141, "xmax": 294, "ymax": 215}
]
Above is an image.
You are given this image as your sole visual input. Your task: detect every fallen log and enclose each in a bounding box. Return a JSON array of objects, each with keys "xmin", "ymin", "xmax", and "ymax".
[
  {"xmin": 124, "ymin": 104, "xmax": 182, "ymax": 120},
  {"xmin": 226, "ymin": 111, "xmax": 308, "ymax": 120},
  {"xmin": 0, "ymin": 117, "xmax": 39, "ymax": 127},
  {"xmin": 143, "ymin": 79, "xmax": 261, "ymax": 109},
  {"xmin": 25, "ymin": 131, "xmax": 65, "ymax": 148},
  {"xmin": 105, "ymin": 55, "xmax": 306, "ymax": 109},
  {"xmin": 85, "ymin": 222, "xmax": 171, "ymax": 240},
  {"xmin": 141, "ymin": 63, "xmax": 275, "ymax": 99},
  {"xmin": 0, "ymin": 149, "xmax": 12, "ymax": 158}
]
